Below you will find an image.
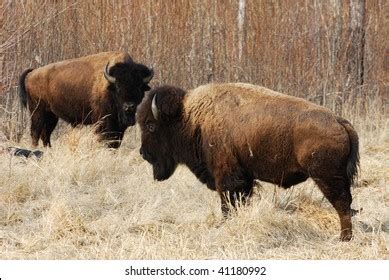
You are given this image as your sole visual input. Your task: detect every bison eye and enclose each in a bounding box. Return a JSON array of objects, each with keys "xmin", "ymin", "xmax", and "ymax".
[{"xmin": 146, "ymin": 123, "xmax": 156, "ymax": 133}]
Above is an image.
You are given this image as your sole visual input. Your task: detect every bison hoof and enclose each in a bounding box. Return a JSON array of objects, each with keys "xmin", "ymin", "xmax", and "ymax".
[
  {"xmin": 340, "ymin": 230, "xmax": 353, "ymax": 242},
  {"xmin": 351, "ymin": 208, "xmax": 363, "ymax": 217}
]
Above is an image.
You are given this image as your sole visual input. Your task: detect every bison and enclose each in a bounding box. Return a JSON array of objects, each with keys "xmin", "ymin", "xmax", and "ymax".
[
  {"xmin": 137, "ymin": 83, "xmax": 359, "ymax": 241},
  {"xmin": 19, "ymin": 51, "xmax": 154, "ymax": 148}
]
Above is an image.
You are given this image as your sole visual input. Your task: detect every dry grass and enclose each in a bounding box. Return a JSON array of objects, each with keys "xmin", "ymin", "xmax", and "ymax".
[
  {"xmin": 0, "ymin": 0, "xmax": 387, "ymax": 260},
  {"xmin": 0, "ymin": 116, "xmax": 387, "ymax": 260}
]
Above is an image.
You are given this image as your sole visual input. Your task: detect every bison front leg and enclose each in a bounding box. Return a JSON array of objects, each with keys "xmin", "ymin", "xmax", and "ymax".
[
  {"xmin": 215, "ymin": 169, "xmax": 253, "ymax": 218},
  {"xmin": 96, "ymin": 121, "xmax": 124, "ymax": 149},
  {"xmin": 101, "ymin": 131, "xmax": 124, "ymax": 149}
]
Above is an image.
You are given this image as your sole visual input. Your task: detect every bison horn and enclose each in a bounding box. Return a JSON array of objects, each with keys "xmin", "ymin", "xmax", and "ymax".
[
  {"xmin": 151, "ymin": 93, "xmax": 159, "ymax": 120},
  {"xmin": 104, "ymin": 63, "xmax": 116, "ymax": 84},
  {"xmin": 143, "ymin": 68, "xmax": 154, "ymax": 84}
]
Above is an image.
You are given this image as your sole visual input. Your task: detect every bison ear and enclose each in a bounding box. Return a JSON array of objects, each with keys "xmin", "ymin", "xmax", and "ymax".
[
  {"xmin": 142, "ymin": 67, "xmax": 154, "ymax": 84},
  {"xmin": 141, "ymin": 84, "xmax": 151, "ymax": 91},
  {"xmin": 152, "ymin": 86, "xmax": 185, "ymax": 121},
  {"xmin": 134, "ymin": 64, "xmax": 154, "ymax": 84}
]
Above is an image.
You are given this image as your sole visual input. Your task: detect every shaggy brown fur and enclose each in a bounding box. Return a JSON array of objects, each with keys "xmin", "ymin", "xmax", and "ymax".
[
  {"xmin": 19, "ymin": 51, "xmax": 153, "ymax": 148},
  {"xmin": 137, "ymin": 83, "xmax": 359, "ymax": 241}
]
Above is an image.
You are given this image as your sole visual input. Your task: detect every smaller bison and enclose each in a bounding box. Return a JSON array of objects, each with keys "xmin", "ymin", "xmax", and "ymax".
[
  {"xmin": 19, "ymin": 51, "xmax": 154, "ymax": 148},
  {"xmin": 137, "ymin": 83, "xmax": 359, "ymax": 241}
]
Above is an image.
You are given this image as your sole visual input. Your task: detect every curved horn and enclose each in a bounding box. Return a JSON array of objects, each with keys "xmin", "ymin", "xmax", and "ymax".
[
  {"xmin": 151, "ymin": 93, "xmax": 159, "ymax": 120},
  {"xmin": 143, "ymin": 68, "xmax": 154, "ymax": 83},
  {"xmin": 103, "ymin": 63, "xmax": 116, "ymax": 84}
]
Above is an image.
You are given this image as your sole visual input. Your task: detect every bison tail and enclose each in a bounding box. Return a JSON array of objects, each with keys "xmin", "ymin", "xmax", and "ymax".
[
  {"xmin": 337, "ymin": 117, "xmax": 360, "ymax": 186},
  {"xmin": 19, "ymin": 68, "xmax": 34, "ymax": 108}
]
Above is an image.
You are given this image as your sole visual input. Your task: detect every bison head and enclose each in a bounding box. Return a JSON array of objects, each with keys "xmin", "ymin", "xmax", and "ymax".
[
  {"xmin": 137, "ymin": 86, "xmax": 186, "ymax": 181},
  {"xmin": 104, "ymin": 61, "xmax": 153, "ymax": 128}
]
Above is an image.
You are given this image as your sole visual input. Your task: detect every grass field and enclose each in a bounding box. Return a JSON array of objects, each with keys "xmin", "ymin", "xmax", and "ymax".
[
  {"xmin": 1, "ymin": 0, "xmax": 387, "ymax": 261},
  {"xmin": 0, "ymin": 113, "xmax": 387, "ymax": 259}
]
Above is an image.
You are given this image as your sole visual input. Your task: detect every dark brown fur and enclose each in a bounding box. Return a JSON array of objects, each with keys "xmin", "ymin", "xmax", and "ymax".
[
  {"xmin": 137, "ymin": 83, "xmax": 360, "ymax": 241},
  {"xmin": 19, "ymin": 51, "xmax": 153, "ymax": 148}
]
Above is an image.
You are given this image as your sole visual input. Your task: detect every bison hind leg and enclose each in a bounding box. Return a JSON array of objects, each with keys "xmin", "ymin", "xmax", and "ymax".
[
  {"xmin": 30, "ymin": 107, "xmax": 45, "ymax": 147},
  {"xmin": 313, "ymin": 176, "xmax": 353, "ymax": 241},
  {"xmin": 40, "ymin": 111, "xmax": 58, "ymax": 147}
]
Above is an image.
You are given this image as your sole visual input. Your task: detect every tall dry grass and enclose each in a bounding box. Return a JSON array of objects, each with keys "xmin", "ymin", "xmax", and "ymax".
[
  {"xmin": 0, "ymin": 115, "xmax": 387, "ymax": 259},
  {"xmin": 0, "ymin": 0, "xmax": 388, "ymax": 259}
]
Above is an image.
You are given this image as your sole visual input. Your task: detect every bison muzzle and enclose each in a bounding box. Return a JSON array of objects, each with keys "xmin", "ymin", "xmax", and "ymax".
[{"xmin": 137, "ymin": 83, "xmax": 360, "ymax": 241}]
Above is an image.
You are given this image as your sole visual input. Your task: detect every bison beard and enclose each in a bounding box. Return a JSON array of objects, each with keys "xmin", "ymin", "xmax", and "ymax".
[
  {"xmin": 152, "ymin": 158, "xmax": 176, "ymax": 181},
  {"xmin": 137, "ymin": 83, "xmax": 360, "ymax": 242},
  {"xmin": 140, "ymin": 145, "xmax": 177, "ymax": 181}
]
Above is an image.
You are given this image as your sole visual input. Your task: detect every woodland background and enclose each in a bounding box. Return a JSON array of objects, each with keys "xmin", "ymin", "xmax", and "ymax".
[{"xmin": 0, "ymin": 0, "xmax": 387, "ymax": 141}]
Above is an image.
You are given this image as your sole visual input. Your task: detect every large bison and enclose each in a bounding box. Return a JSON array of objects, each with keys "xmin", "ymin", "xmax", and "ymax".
[
  {"xmin": 137, "ymin": 83, "xmax": 359, "ymax": 241},
  {"xmin": 19, "ymin": 51, "xmax": 154, "ymax": 148}
]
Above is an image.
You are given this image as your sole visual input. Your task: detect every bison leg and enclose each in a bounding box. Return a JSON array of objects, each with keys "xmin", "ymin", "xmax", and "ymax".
[
  {"xmin": 95, "ymin": 120, "xmax": 124, "ymax": 149},
  {"xmin": 40, "ymin": 111, "xmax": 58, "ymax": 147},
  {"xmin": 30, "ymin": 109, "xmax": 45, "ymax": 147},
  {"xmin": 314, "ymin": 177, "xmax": 353, "ymax": 241},
  {"xmin": 99, "ymin": 131, "xmax": 124, "ymax": 149},
  {"xmin": 216, "ymin": 170, "xmax": 253, "ymax": 218},
  {"xmin": 111, "ymin": 133, "xmax": 124, "ymax": 148}
]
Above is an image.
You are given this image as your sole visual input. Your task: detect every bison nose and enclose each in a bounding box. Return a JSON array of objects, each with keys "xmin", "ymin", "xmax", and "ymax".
[
  {"xmin": 128, "ymin": 103, "xmax": 136, "ymax": 111},
  {"xmin": 140, "ymin": 147, "xmax": 148, "ymax": 161},
  {"xmin": 124, "ymin": 102, "xmax": 136, "ymax": 112}
]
